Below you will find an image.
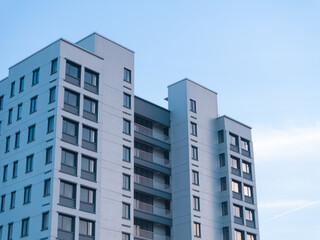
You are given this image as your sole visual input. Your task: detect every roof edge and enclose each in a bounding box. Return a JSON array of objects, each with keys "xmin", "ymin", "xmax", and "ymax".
[
  {"xmin": 217, "ymin": 115, "xmax": 252, "ymax": 129},
  {"xmin": 167, "ymin": 78, "xmax": 218, "ymax": 95},
  {"xmin": 135, "ymin": 95, "xmax": 170, "ymax": 113}
]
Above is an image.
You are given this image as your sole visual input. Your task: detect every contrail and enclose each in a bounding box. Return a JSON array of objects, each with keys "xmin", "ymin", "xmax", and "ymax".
[{"xmin": 266, "ymin": 200, "xmax": 320, "ymax": 222}]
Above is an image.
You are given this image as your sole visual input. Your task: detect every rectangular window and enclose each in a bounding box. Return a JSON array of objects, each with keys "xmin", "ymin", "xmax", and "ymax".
[
  {"xmin": 47, "ymin": 116, "xmax": 54, "ymax": 133},
  {"xmin": 242, "ymin": 161, "xmax": 251, "ymax": 174},
  {"xmin": 8, "ymin": 223, "xmax": 13, "ymax": 240},
  {"xmin": 3, "ymin": 165, "xmax": 8, "ymax": 182},
  {"xmin": 191, "ymin": 146, "xmax": 198, "ymax": 160},
  {"xmin": 241, "ymin": 138, "xmax": 250, "ymax": 151},
  {"xmin": 190, "ymin": 99, "xmax": 196, "ymax": 112},
  {"xmin": 82, "ymin": 125, "xmax": 97, "ymax": 151},
  {"xmin": 32, "ymin": 68, "xmax": 39, "ymax": 85},
  {"xmin": 235, "ymin": 230, "xmax": 244, "ymax": 240},
  {"xmin": 123, "ymin": 119, "xmax": 131, "ymax": 135},
  {"xmin": 233, "ymin": 204, "xmax": 243, "ymax": 218},
  {"xmin": 62, "ymin": 118, "xmax": 79, "ymax": 145},
  {"xmin": 42, "ymin": 212, "xmax": 49, "ymax": 230},
  {"xmin": 122, "ymin": 233, "xmax": 130, "ymax": 240},
  {"xmin": 23, "ymin": 185, "xmax": 32, "ymax": 204},
  {"xmin": 79, "ymin": 219, "xmax": 95, "ymax": 237},
  {"xmin": 123, "ymin": 68, "xmax": 131, "ymax": 83},
  {"xmin": 244, "ymin": 185, "xmax": 252, "ymax": 198},
  {"xmin": 220, "ymin": 177, "xmax": 227, "ymax": 191},
  {"xmin": 193, "ymin": 222, "xmax": 201, "ymax": 237},
  {"xmin": 21, "ymin": 218, "xmax": 29, "ymax": 237},
  {"xmin": 219, "ymin": 153, "xmax": 225, "ymax": 167},
  {"xmin": 80, "ymin": 187, "xmax": 96, "ymax": 213},
  {"xmin": 59, "ymin": 181, "xmax": 76, "ymax": 208},
  {"xmin": 218, "ymin": 130, "xmax": 224, "ymax": 143},
  {"xmin": 191, "ymin": 122, "xmax": 197, "ymax": 136},
  {"xmin": 0, "ymin": 95, "xmax": 3, "ymax": 110},
  {"xmin": 26, "ymin": 155, "xmax": 33, "ymax": 173},
  {"xmin": 84, "ymin": 68, "xmax": 99, "ymax": 93},
  {"xmin": 64, "ymin": 89, "xmax": 80, "ymax": 115},
  {"xmin": 0, "ymin": 121, "xmax": 1, "ymax": 134},
  {"xmin": 15, "ymin": 131, "xmax": 20, "ymax": 148},
  {"xmin": 123, "ymin": 174, "xmax": 131, "ymax": 190},
  {"xmin": 232, "ymin": 180, "xmax": 241, "ymax": 193},
  {"xmin": 0, "ymin": 195, "xmax": 5, "ymax": 212},
  {"xmin": 83, "ymin": 96, "xmax": 98, "ymax": 122},
  {"xmin": 46, "ymin": 147, "xmax": 53, "ymax": 164},
  {"xmin": 223, "ymin": 227, "xmax": 229, "ymax": 240},
  {"xmin": 49, "ymin": 87, "xmax": 56, "ymax": 103},
  {"xmin": 10, "ymin": 82, "xmax": 15, "ymax": 97},
  {"xmin": 231, "ymin": 156, "xmax": 240, "ymax": 169},
  {"xmin": 27, "ymin": 125, "xmax": 36, "ymax": 142},
  {"xmin": 51, "ymin": 58, "xmax": 58, "ymax": 74},
  {"xmin": 61, "ymin": 148, "xmax": 77, "ymax": 175},
  {"xmin": 5, "ymin": 136, "xmax": 10, "ymax": 152},
  {"xmin": 229, "ymin": 133, "xmax": 239, "ymax": 152},
  {"xmin": 66, "ymin": 61, "xmax": 81, "ymax": 80},
  {"xmin": 10, "ymin": 191, "xmax": 16, "ymax": 209},
  {"xmin": 247, "ymin": 233, "xmax": 256, "ymax": 240},
  {"xmin": 12, "ymin": 161, "xmax": 18, "ymax": 178},
  {"xmin": 17, "ymin": 103, "xmax": 22, "ymax": 120},
  {"xmin": 8, "ymin": 108, "xmax": 13, "ymax": 124},
  {"xmin": 192, "ymin": 170, "xmax": 199, "ymax": 185},
  {"xmin": 81, "ymin": 155, "xmax": 96, "ymax": 181},
  {"xmin": 123, "ymin": 93, "xmax": 131, "ymax": 108},
  {"xmin": 19, "ymin": 77, "xmax": 24, "ymax": 92},
  {"xmin": 30, "ymin": 96, "xmax": 37, "ymax": 114},
  {"xmin": 123, "ymin": 146, "xmax": 131, "ymax": 162},
  {"xmin": 245, "ymin": 208, "xmax": 254, "ymax": 221},
  {"xmin": 193, "ymin": 196, "xmax": 200, "ymax": 211},
  {"xmin": 44, "ymin": 179, "xmax": 51, "ymax": 196},
  {"xmin": 58, "ymin": 214, "xmax": 75, "ymax": 235},
  {"xmin": 221, "ymin": 201, "xmax": 228, "ymax": 216},
  {"xmin": 122, "ymin": 202, "xmax": 130, "ymax": 219}
]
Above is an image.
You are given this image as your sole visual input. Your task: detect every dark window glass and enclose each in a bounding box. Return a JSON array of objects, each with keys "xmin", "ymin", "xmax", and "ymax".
[
  {"xmin": 79, "ymin": 219, "xmax": 95, "ymax": 237},
  {"xmin": 84, "ymin": 69, "xmax": 99, "ymax": 87},
  {"xmin": 123, "ymin": 68, "xmax": 131, "ymax": 83},
  {"xmin": 123, "ymin": 174, "xmax": 130, "ymax": 190},
  {"xmin": 123, "ymin": 146, "xmax": 131, "ymax": 162},
  {"xmin": 218, "ymin": 130, "xmax": 224, "ymax": 143},
  {"xmin": 17, "ymin": 103, "xmax": 22, "ymax": 120},
  {"xmin": 23, "ymin": 185, "xmax": 32, "ymax": 204},
  {"xmin": 3, "ymin": 165, "xmax": 8, "ymax": 182},
  {"xmin": 191, "ymin": 122, "xmax": 197, "ymax": 136},
  {"xmin": 46, "ymin": 147, "xmax": 53, "ymax": 164},
  {"xmin": 51, "ymin": 58, "xmax": 58, "ymax": 74},
  {"xmin": 10, "ymin": 191, "xmax": 16, "ymax": 209},
  {"xmin": 190, "ymin": 99, "xmax": 196, "ymax": 112},
  {"xmin": 27, "ymin": 125, "xmax": 36, "ymax": 142},
  {"xmin": 26, "ymin": 155, "xmax": 33, "ymax": 173},
  {"xmin": 42, "ymin": 212, "xmax": 49, "ymax": 230},
  {"xmin": 61, "ymin": 149, "xmax": 77, "ymax": 168},
  {"xmin": 0, "ymin": 195, "xmax": 5, "ymax": 212},
  {"xmin": 123, "ymin": 119, "xmax": 131, "ymax": 135},
  {"xmin": 123, "ymin": 93, "xmax": 131, "ymax": 108},
  {"xmin": 5, "ymin": 136, "xmax": 10, "ymax": 152},
  {"xmin": 192, "ymin": 170, "xmax": 199, "ymax": 185},
  {"xmin": 19, "ymin": 77, "xmax": 24, "ymax": 92},
  {"xmin": 15, "ymin": 131, "xmax": 20, "ymax": 148},
  {"xmin": 30, "ymin": 96, "xmax": 37, "ymax": 114},
  {"xmin": 47, "ymin": 116, "xmax": 54, "ymax": 133},
  {"xmin": 8, "ymin": 108, "xmax": 13, "ymax": 124},
  {"xmin": 21, "ymin": 218, "xmax": 29, "ymax": 237},
  {"xmin": 122, "ymin": 202, "xmax": 130, "ymax": 219},
  {"xmin": 32, "ymin": 68, "xmax": 39, "ymax": 85},
  {"xmin": 49, "ymin": 87, "xmax": 56, "ymax": 103},
  {"xmin": 12, "ymin": 161, "xmax": 18, "ymax": 178},
  {"xmin": 10, "ymin": 82, "xmax": 15, "ymax": 97},
  {"xmin": 0, "ymin": 95, "xmax": 3, "ymax": 110},
  {"xmin": 191, "ymin": 146, "xmax": 198, "ymax": 160},
  {"xmin": 58, "ymin": 214, "xmax": 75, "ymax": 233},
  {"xmin": 66, "ymin": 61, "xmax": 81, "ymax": 79},
  {"xmin": 44, "ymin": 179, "xmax": 51, "ymax": 196}
]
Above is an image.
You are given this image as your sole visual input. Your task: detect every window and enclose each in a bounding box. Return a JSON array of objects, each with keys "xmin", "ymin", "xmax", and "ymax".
[
  {"xmin": 44, "ymin": 179, "xmax": 51, "ymax": 196},
  {"xmin": 49, "ymin": 87, "xmax": 56, "ymax": 103},
  {"xmin": 231, "ymin": 156, "xmax": 240, "ymax": 169},
  {"xmin": 222, "ymin": 201, "xmax": 228, "ymax": 216},
  {"xmin": 241, "ymin": 138, "xmax": 250, "ymax": 151},
  {"xmin": 0, "ymin": 121, "xmax": 1, "ymax": 134},
  {"xmin": 47, "ymin": 116, "xmax": 54, "ymax": 133},
  {"xmin": 218, "ymin": 130, "xmax": 224, "ymax": 143},
  {"xmin": 191, "ymin": 146, "xmax": 198, "ymax": 160},
  {"xmin": 8, "ymin": 108, "xmax": 13, "ymax": 124},
  {"xmin": 8, "ymin": 222, "xmax": 13, "ymax": 240},
  {"xmin": 42, "ymin": 212, "xmax": 49, "ymax": 230},
  {"xmin": 12, "ymin": 161, "xmax": 18, "ymax": 178},
  {"xmin": 79, "ymin": 219, "xmax": 95, "ymax": 237},
  {"xmin": 123, "ymin": 174, "xmax": 130, "ymax": 190},
  {"xmin": 30, "ymin": 96, "xmax": 37, "ymax": 114},
  {"xmin": 84, "ymin": 68, "xmax": 99, "ymax": 93},
  {"xmin": 10, "ymin": 82, "xmax": 15, "ymax": 97},
  {"xmin": 223, "ymin": 227, "xmax": 229, "ymax": 240},
  {"xmin": 123, "ymin": 93, "xmax": 131, "ymax": 108},
  {"xmin": 21, "ymin": 218, "xmax": 29, "ymax": 237},
  {"xmin": 229, "ymin": 133, "xmax": 239, "ymax": 152},
  {"xmin": 193, "ymin": 222, "xmax": 201, "ymax": 237},
  {"xmin": 66, "ymin": 60, "xmax": 81, "ymax": 80},
  {"xmin": 14, "ymin": 131, "xmax": 20, "ymax": 148},
  {"xmin": 192, "ymin": 170, "xmax": 199, "ymax": 185},
  {"xmin": 190, "ymin": 99, "xmax": 196, "ymax": 112},
  {"xmin": 244, "ymin": 185, "xmax": 252, "ymax": 198},
  {"xmin": 0, "ymin": 95, "xmax": 3, "ymax": 110},
  {"xmin": 5, "ymin": 136, "xmax": 10, "ymax": 152},
  {"xmin": 32, "ymin": 68, "xmax": 39, "ymax": 85},
  {"xmin": 26, "ymin": 155, "xmax": 33, "ymax": 173},
  {"xmin": 58, "ymin": 214, "xmax": 75, "ymax": 235},
  {"xmin": 232, "ymin": 180, "xmax": 241, "ymax": 193},
  {"xmin": 191, "ymin": 122, "xmax": 197, "ymax": 136},
  {"xmin": 81, "ymin": 155, "xmax": 96, "ymax": 181},
  {"xmin": 23, "ymin": 185, "xmax": 32, "ymax": 204},
  {"xmin": 219, "ymin": 153, "xmax": 225, "ymax": 167},
  {"xmin": 242, "ymin": 161, "xmax": 251, "ymax": 174},
  {"xmin": 61, "ymin": 148, "xmax": 77, "ymax": 175},
  {"xmin": 10, "ymin": 191, "xmax": 16, "ymax": 209},
  {"xmin": 3, "ymin": 165, "xmax": 8, "ymax": 182},
  {"xmin": 122, "ymin": 202, "xmax": 130, "ymax": 219},
  {"xmin": 123, "ymin": 119, "xmax": 131, "ymax": 135},
  {"xmin": 51, "ymin": 58, "xmax": 58, "ymax": 74},
  {"xmin": 235, "ymin": 230, "xmax": 244, "ymax": 240},
  {"xmin": 193, "ymin": 196, "xmax": 200, "ymax": 211},
  {"xmin": 62, "ymin": 118, "xmax": 78, "ymax": 145},
  {"xmin": 247, "ymin": 233, "xmax": 256, "ymax": 240},
  {"xmin": 123, "ymin": 68, "xmax": 131, "ymax": 83},
  {"xmin": 123, "ymin": 146, "xmax": 131, "ymax": 162},
  {"xmin": 122, "ymin": 232, "xmax": 130, "ymax": 240},
  {"xmin": 0, "ymin": 195, "xmax": 5, "ymax": 212},
  {"xmin": 83, "ymin": 96, "xmax": 98, "ymax": 121},
  {"xmin": 64, "ymin": 89, "xmax": 80, "ymax": 115},
  {"xmin": 82, "ymin": 125, "xmax": 97, "ymax": 151},
  {"xmin": 233, "ymin": 204, "xmax": 243, "ymax": 218},
  {"xmin": 245, "ymin": 208, "xmax": 254, "ymax": 221},
  {"xmin": 80, "ymin": 187, "xmax": 95, "ymax": 204},
  {"xmin": 60, "ymin": 181, "xmax": 76, "ymax": 208},
  {"xmin": 19, "ymin": 77, "xmax": 24, "ymax": 92},
  {"xmin": 46, "ymin": 147, "xmax": 53, "ymax": 164},
  {"xmin": 27, "ymin": 125, "xmax": 36, "ymax": 143},
  {"xmin": 220, "ymin": 177, "xmax": 227, "ymax": 191},
  {"xmin": 17, "ymin": 103, "xmax": 22, "ymax": 120}
]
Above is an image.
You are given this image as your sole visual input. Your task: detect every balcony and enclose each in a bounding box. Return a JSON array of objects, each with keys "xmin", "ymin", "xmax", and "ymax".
[
  {"xmin": 134, "ymin": 227, "xmax": 171, "ymax": 240},
  {"xmin": 134, "ymin": 200, "xmax": 171, "ymax": 218},
  {"xmin": 135, "ymin": 148, "xmax": 169, "ymax": 166},
  {"xmin": 134, "ymin": 174, "xmax": 170, "ymax": 192},
  {"xmin": 134, "ymin": 123, "xmax": 169, "ymax": 142}
]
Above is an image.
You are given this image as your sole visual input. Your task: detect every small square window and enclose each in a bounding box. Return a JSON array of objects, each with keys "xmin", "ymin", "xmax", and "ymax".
[
  {"xmin": 51, "ymin": 58, "xmax": 58, "ymax": 74},
  {"xmin": 42, "ymin": 212, "xmax": 49, "ymax": 230},
  {"xmin": 30, "ymin": 96, "xmax": 37, "ymax": 114},
  {"xmin": 190, "ymin": 99, "xmax": 196, "ymax": 112},
  {"xmin": 19, "ymin": 76, "xmax": 24, "ymax": 92},
  {"xmin": 193, "ymin": 222, "xmax": 201, "ymax": 237},
  {"xmin": 123, "ymin": 68, "xmax": 131, "ymax": 83},
  {"xmin": 21, "ymin": 217, "xmax": 29, "ymax": 237},
  {"xmin": 123, "ymin": 93, "xmax": 131, "ymax": 108},
  {"xmin": 32, "ymin": 68, "xmax": 39, "ymax": 85},
  {"xmin": 44, "ymin": 179, "xmax": 51, "ymax": 196},
  {"xmin": 23, "ymin": 185, "xmax": 32, "ymax": 204},
  {"xmin": 17, "ymin": 103, "xmax": 22, "ymax": 120},
  {"xmin": 123, "ymin": 146, "xmax": 131, "ymax": 162},
  {"xmin": 123, "ymin": 174, "xmax": 131, "ymax": 190},
  {"xmin": 49, "ymin": 87, "xmax": 56, "ymax": 103},
  {"xmin": 47, "ymin": 116, "xmax": 54, "ymax": 133},
  {"xmin": 46, "ymin": 147, "xmax": 53, "ymax": 164},
  {"xmin": 191, "ymin": 146, "xmax": 198, "ymax": 160},
  {"xmin": 122, "ymin": 202, "xmax": 130, "ymax": 219},
  {"xmin": 28, "ymin": 125, "xmax": 36, "ymax": 142},
  {"xmin": 26, "ymin": 155, "xmax": 33, "ymax": 173},
  {"xmin": 10, "ymin": 82, "xmax": 15, "ymax": 97},
  {"xmin": 15, "ymin": 131, "xmax": 20, "ymax": 148},
  {"xmin": 123, "ymin": 119, "xmax": 131, "ymax": 135},
  {"xmin": 191, "ymin": 122, "xmax": 197, "ymax": 136}
]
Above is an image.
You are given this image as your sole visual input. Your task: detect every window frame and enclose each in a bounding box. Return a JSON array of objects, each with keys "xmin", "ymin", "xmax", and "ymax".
[
  {"xmin": 123, "ymin": 92, "xmax": 131, "ymax": 109},
  {"xmin": 193, "ymin": 222, "xmax": 201, "ymax": 237},
  {"xmin": 122, "ymin": 202, "xmax": 130, "ymax": 219},
  {"xmin": 17, "ymin": 103, "xmax": 22, "ymax": 120},
  {"xmin": 190, "ymin": 99, "xmax": 196, "ymax": 113},
  {"xmin": 191, "ymin": 122, "xmax": 197, "ymax": 136},
  {"xmin": 19, "ymin": 76, "xmax": 24, "ymax": 92},
  {"xmin": 49, "ymin": 87, "xmax": 56, "ymax": 103},
  {"xmin": 192, "ymin": 170, "xmax": 199, "ymax": 185},
  {"xmin": 30, "ymin": 96, "xmax": 37, "ymax": 114},
  {"xmin": 26, "ymin": 155, "xmax": 33, "ymax": 173},
  {"xmin": 14, "ymin": 131, "xmax": 20, "ymax": 148},
  {"xmin": 8, "ymin": 108, "xmax": 13, "ymax": 125},
  {"xmin": 51, "ymin": 58, "xmax": 58, "ymax": 74},
  {"xmin": 193, "ymin": 196, "xmax": 200, "ymax": 211},
  {"xmin": 10, "ymin": 81, "xmax": 15, "ymax": 97},
  {"xmin": 47, "ymin": 116, "xmax": 54, "ymax": 133},
  {"xmin": 123, "ymin": 174, "xmax": 131, "ymax": 190},
  {"xmin": 44, "ymin": 178, "xmax": 51, "ymax": 197},
  {"xmin": 27, "ymin": 125, "xmax": 36, "ymax": 143},
  {"xmin": 42, "ymin": 212, "xmax": 49, "ymax": 230},
  {"xmin": 32, "ymin": 68, "xmax": 40, "ymax": 86},
  {"xmin": 12, "ymin": 161, "xmax": 18, "ymax": 178},
  {"xmin": 10, "ymin": 191, "xmax": 16, "ymax": 209},
  {"xmin": 23, "ymin": 185, "xmax": 32, "ymax": 204},
  {"xmin": 123, "ymin": 68, "xmax": 131, "ymax": 83},
  {"xmin": 191, "ymin": 145, "xmax": 198, "ymax": 160},
  {"xmin": 21, "ymin": 217, "xmax": 29, "ymax": 237},
  {"xmin": 123, "ymin": 119, "xmax": 131, "ymax": 135}
]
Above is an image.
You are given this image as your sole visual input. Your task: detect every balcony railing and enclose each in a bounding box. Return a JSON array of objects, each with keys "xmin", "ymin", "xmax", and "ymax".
[
  {"xmin": 134, "ymin": 226, "xmax": 171, "ymax": 240},
  {"xmin": 134, "ymin": 148, "xmax": 169, "ymax": 166},
  {"xmin": 134, "ymin": 123, "xmax": 169, "ymax": 142},
  {"xmin": 134, "ymin": 200, "xmax": 171, "ymax": 218},
  {"xmin": 134, "ymin": 174, "xmax": 170, "ymax": 192}
]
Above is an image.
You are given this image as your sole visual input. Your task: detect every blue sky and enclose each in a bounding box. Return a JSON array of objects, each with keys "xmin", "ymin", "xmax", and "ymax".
[{"xmin": 1, "ymin": 1, "xmax": 319, "ymax": 239}]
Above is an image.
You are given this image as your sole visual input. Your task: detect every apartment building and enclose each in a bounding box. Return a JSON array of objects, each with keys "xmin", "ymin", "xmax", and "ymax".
[{"xmin": 0, "ymin": 33, "xmax": 259, "ymax": 240}]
